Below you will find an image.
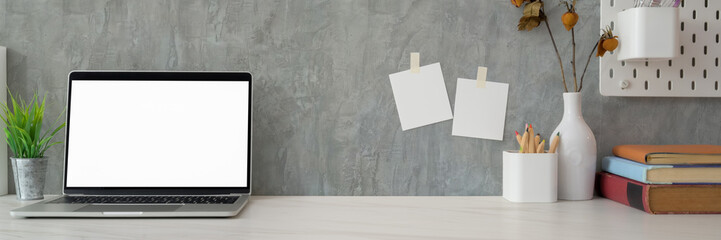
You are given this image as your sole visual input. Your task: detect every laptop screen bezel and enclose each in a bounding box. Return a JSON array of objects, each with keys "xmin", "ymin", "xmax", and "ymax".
[{"xmin": 63, "ymin": 71, "xmax": 252, "ymax": 195}]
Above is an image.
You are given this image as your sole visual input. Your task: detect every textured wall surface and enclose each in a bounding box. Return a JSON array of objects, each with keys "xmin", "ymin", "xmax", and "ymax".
[{"xmin": 0, "ymin": 0, "xmax": 717, "ymax": 196}]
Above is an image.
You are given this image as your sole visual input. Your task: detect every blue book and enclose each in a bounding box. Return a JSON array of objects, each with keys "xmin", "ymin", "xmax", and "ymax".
[{"xmin": 601, "ymin": 156, "xmax": 721, "ymax": 184}]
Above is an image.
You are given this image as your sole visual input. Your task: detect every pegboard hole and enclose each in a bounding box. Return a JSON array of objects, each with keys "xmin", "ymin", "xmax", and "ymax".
[
  {"xmin": 645, "ymin": 61, "xmax": 649, "ymax": 67},
  {"xmin": 622, "ymin": 61, "xmax": 626, "ymax": 66},
  {"xmin": 693, "ymin": 34, "xmax": 696, "ymax": 43},
  {"xmin": 645, "ymin": 81, "xmax": 649, "ymax": 90},
  {"xmin": 668, "ymin": 81, "xmax": 673, "ymax": 91},
  {"xmin": 716, "ymin": 81, "xmax": 719, "ymax": 91},
  {"xmin": 705, "ymin": 46, "xmax": 708, "ymax": 55},
  {"xmin": 682, "ymin": 0, "xmax": 685, "ymax": 8},
  {"xmin": 692, "ymin": 57, "xmax": 696, "ymax": 67},
  {"xmin": 716, "ymin": 34, "xmax": 719, "ymax": 43},
  {"xmin": 693, "ymin": 10, "xmax": 697, "ymax": 20},
  {"xmin": 633, "ymin": 68, "xmax": 637, "ymax": 78},
  {"xmin": 610, "ymin": 0, "xmax": 614, "ymax": 7},
  {"xmin": 681, "ymin": 45, "xmax": 685, "ymax": 55},
  {"xmin": 610, "ymin": 21, "xmax": 614, "ymax": 30},
  {"xmin": 610, "ymin": 68, "xmax": 614, "ymax": 78},
  {"xmin": 704, "ymin": 69, "xmax": 708, "ymax": 79},
  {"xmin": 716, "ymin": 57, "xmax": 719, "ymax": 67},
  {"xmin": 680, "ymin": 69, "xmax": 684, "ymax": 78},
  {"xmin": 681, "ymin": 22, "xmax": 685, "ymax": 31},
  {"xmin": 692, "ymin": 81, "xmax": 696, "ymax": 90},
  {"xmin": 668, "ymin": 60, "xmax": 673, "ymax": 67},
  {"xmin": 656, "ymin": 69, "xmax": 661, "ymax": 78},
  {"xmin": 705, "ymin": 22, "xmax": 709, "ymax": 32},
  {"xmin": 717, "ymin": 10, "xmax": 719, "ymax": 20},
  {"xmin": 706, "ymin": 0, "xmax": 709, "ymax": 8}
]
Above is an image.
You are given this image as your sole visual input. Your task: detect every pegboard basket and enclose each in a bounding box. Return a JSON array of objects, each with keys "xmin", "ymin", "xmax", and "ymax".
[{"xmin": 617, "ymin": 7, "xmax": 680, "ymax": 61}]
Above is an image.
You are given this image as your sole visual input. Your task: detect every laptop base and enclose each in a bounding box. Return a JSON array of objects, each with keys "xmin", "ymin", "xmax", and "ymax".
[{"xmin": 10, "ymin": 194, "xmax": 249, "ymax": 218}]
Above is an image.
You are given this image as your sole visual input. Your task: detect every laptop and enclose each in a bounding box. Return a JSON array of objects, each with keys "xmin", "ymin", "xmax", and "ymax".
[{"xmin": 11, "ymin": 71, "xmax": 252, "ymax": 217}]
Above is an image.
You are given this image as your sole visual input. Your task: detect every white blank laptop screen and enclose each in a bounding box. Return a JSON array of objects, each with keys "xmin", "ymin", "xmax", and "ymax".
[{"xmin": 66, "ymin": 80, "xmax": 249, "ymax": 187}]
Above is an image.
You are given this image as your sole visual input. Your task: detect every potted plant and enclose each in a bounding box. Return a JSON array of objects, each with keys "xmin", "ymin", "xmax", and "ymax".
[
  {"xmin": 0, "ymin": 91, "xmax": 65, "ymax": 200},
  {"xmin": 511, "ymin": 0, "xmax": 618, "ymax": 200}
]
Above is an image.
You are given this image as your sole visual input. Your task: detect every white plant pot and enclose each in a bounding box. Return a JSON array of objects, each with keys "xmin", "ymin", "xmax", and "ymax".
[{"xmin": 552, "ymin": 93, "xmax": 597, "ymax": 200}]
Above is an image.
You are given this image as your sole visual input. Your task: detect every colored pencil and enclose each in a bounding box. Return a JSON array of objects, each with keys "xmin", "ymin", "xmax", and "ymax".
[
  {"xmin": 536, "ymin": 139, "xmax": 545, "ymax": 153},
  {"xmin": 528, "ymin": 124, "xmax": 536, "ymax": 153},
  {"xmin": 520, "ymin": 128, "xmax": 529, "ymax": 153},
  {"xmin": 549, "ymin": 132, "xmax": 560, "ymax": 153}
]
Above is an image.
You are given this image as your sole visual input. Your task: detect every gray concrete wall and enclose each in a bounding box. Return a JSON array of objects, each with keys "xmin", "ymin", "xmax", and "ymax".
[{"xmin": 1, "ymin": 0, "xmax": 717, "ymax": 195}]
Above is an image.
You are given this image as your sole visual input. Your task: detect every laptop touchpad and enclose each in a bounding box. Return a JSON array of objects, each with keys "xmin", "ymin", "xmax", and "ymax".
[{"xmin": 75, "ymin": 205, "xmax": 182, "ymax": 212}]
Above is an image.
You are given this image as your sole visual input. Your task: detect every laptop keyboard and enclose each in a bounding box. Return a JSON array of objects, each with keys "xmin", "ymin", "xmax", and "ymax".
[{"xmin": 49, "ymin": 196, "xmax": 240, "ymax": 204}]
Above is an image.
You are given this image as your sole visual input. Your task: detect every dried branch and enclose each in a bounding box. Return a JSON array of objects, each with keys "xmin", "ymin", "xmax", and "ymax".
[
  {"xmin": 579, "ymin": 38, "xmax": 600, "ymax": 92},
  {"xmin": 572, "ymin": 28, "xmax": 577, "ymax": 92},
  {"xmin": 542, "ymin": 10, "xmax": 568, "ymax": 92}
]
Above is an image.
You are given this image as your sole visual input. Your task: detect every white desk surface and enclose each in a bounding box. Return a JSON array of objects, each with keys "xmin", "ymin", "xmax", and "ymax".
[{"xmin": 1, "ymin": 195, "xmax": 720, "ymax": 240}]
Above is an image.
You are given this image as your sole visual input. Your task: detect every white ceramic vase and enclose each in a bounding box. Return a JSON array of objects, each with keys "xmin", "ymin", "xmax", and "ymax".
[{"xmin": 551, "ymin": 92, "xmax": 597, "ymax": 200}]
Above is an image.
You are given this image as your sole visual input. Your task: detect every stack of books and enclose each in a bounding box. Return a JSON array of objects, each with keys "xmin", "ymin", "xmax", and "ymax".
[{"xmin": 598, "ymin": 145, "xmax": 721, "ymax": 214}]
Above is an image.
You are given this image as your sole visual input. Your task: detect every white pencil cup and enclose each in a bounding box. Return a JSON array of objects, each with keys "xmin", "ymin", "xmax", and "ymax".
[
  {"xmin": 616, "ymin": 7, "xmax": 679, "ymax": 61},
  {"xmin": 502, "ymin": 151, "xmax": 558, "ymax": 203}
]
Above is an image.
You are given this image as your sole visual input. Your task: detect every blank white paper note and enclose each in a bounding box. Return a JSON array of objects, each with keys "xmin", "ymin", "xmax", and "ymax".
[
  {"xmin": 389, "ymin": 63, "xmax": 453, "ymax": 131},
  {"xmin": 451, "ymin": 78, "xmax": 509, "ymax": 141}
]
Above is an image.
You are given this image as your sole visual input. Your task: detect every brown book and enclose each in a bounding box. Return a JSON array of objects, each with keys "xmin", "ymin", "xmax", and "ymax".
[{"xmin": 613, "ymin": 145, "xmax": 721, "ymax": 165}]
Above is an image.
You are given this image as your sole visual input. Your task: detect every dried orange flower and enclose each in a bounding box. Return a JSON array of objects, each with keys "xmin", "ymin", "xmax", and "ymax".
[
  {"xmin": 561, "ymin": 1, "xmax": 578, "ymax": 31},
  {"xmin": 602, "ymin": 37, "xmax": 618, "ymax": 52},
  {"xmin": 597, "ymin": 26, "xmax": 618, "ymax": 57},
  {"xmin": 562, "ymin": 12, "xmax": 578, "ymax": 31},
  {"xmin": 511, "ymin": 0, "xmax": 527, "ymax": 8}
]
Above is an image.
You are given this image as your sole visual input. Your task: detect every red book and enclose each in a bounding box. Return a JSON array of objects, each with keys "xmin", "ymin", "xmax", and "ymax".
[{"xmin": 597, "ymin": 172, "xmax": 721, "ymax": 214}]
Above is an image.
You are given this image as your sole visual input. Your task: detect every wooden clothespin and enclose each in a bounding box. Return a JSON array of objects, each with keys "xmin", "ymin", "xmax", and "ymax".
[
  {"xmin": 410, "ymin": 52, "xmax": 420, "ymax": 73},
  {"xmin": 476, "ymin": 66, "xmax": 487, "ymax": 88}
]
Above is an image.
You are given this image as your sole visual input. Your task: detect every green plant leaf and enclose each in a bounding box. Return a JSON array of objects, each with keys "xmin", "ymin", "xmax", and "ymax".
[
  {"xmin": 1, "ymin": 89, "xmax": 66, "ymax": 158},
  {"xmin": 39, "ymin": 142, "xmax": 63, "ymax": 156}
]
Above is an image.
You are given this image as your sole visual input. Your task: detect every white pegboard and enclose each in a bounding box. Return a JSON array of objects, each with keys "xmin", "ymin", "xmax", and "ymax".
[{"xmin": 600, "ymin": 0, "xmax": 721, "ymax": 97}]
